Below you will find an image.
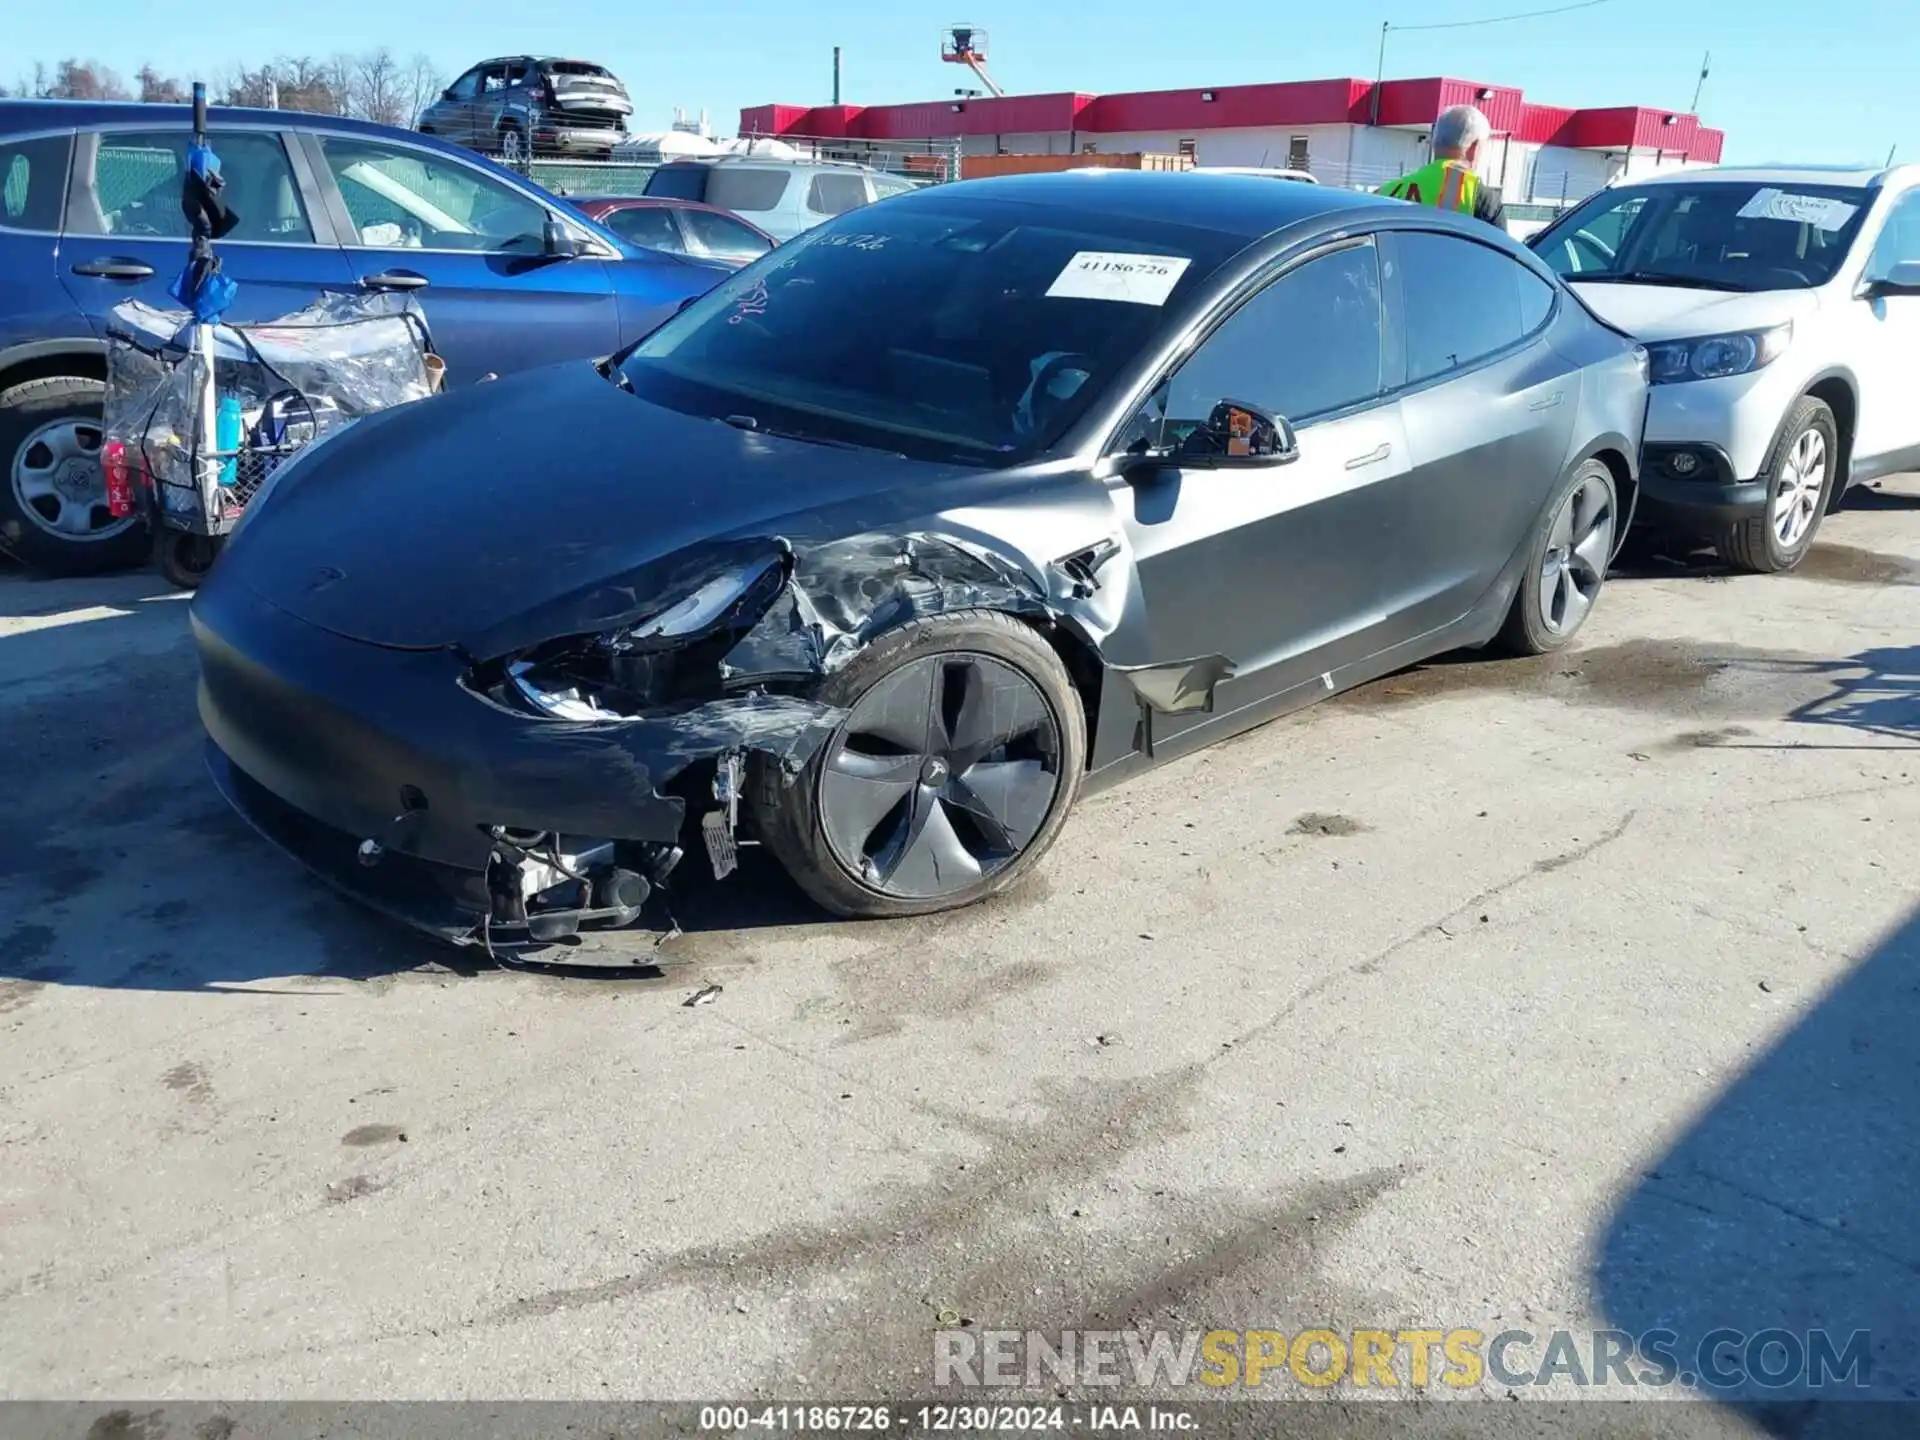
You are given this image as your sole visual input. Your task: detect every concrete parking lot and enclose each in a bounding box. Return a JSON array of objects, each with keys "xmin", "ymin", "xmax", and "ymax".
[{"xmin": 4, "ymin": 484, "xmax": 1920, "ymax": 1430}]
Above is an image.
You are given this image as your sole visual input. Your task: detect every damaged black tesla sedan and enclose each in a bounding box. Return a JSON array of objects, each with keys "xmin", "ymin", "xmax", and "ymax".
[{"xmin": 192, "ymin": 170, "xmax": 1648, "ymax": 953}]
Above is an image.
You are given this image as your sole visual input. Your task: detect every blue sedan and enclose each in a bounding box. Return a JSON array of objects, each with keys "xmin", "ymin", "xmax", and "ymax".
[{"xmin": 0, "ymin": 100, "xmax": 730, "ymax": 575}]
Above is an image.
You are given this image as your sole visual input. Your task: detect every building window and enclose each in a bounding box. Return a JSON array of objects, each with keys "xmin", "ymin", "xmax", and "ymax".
[
  {"xmin": 1177, "ymin": 138, "xmax": 1197, "ymax": 160},
  {"xmin": 1288, "ymin": 134, "xmax": 1310, "ymax": 171},
  {"xmin": 1082, "ymin": 142, "xmax": 1098, "ymax": 154}
]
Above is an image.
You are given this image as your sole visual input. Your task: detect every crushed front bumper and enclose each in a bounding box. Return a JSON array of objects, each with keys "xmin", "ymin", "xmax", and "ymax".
[{"xmin": 192, "ymin": 576, "xmax": 837, "ymax": 949}]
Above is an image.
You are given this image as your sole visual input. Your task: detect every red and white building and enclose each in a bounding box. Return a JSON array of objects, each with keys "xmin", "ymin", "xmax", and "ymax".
[{"xmin": 741, "ymin": 76, "xmax": 1726, "ymax": 207}]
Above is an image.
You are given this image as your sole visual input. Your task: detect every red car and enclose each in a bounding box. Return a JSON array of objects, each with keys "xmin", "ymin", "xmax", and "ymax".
[{"xmin": 569, "ymin": 195, "xmax": 776, "ymax": 268}]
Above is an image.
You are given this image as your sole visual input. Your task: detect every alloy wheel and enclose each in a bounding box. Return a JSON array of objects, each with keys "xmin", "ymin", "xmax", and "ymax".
[
  {"xmin": 1538, "ymin": 470, "xmax": 1616, "ymax": 635},
  {"xmin": 1772, "ymin": 427, "xmax": 1827, "ymax": 551},
  {"xmin": 817, "ymin": 653, "xmax": 1064, "ymax": 900},
  {"xmin": 10, "ymin": 416, "xmax": 133, "ymax": 543}
]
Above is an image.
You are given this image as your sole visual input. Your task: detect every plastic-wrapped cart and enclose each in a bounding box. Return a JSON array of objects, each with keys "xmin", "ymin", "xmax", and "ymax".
[{"xmin": 102, "ymin": 289, "xmax": 442, "ymax": 588}]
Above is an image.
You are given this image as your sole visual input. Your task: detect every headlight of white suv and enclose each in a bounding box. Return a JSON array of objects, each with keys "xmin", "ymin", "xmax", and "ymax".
[{"xmin": 1646, "ymin": 322, "xmax": 1793, "ymax": 385}]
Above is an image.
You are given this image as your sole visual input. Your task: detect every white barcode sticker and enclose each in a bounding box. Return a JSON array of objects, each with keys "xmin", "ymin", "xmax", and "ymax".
[{"xmin": 1047, "ymin": 251, "xmax": 1193, "ymax": 305}]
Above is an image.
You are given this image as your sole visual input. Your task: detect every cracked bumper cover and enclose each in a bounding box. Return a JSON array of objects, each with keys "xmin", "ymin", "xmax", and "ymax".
[{"xmin": 193, "ymin": 577, "xmax": 839, "ymax": 943}]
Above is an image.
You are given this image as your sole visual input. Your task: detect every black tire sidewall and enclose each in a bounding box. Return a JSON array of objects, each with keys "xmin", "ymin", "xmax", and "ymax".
[
  {"xmin": 1502, "ymin": 458, "xmax": 1617, "ymax": 655},
  {"xmin": 0, "ymin": 376, "xmax": 151, "ymax": 577},
  {"xmin": 752, "ymin": 611, "xmax": 1087, "ymax": 918},
  {"xmin": 1762, "ymin": 401, "xmax": 1838, "ymax": 569}
]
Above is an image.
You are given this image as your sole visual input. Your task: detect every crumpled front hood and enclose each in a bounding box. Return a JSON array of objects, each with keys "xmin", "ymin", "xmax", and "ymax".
[
  {"xmin": 213, "ymin": 363, "xmax": 967, "ymax": 653},
  {"xmin": 1569, "ymin": 281, "xmax": 1820, "ymax": 341}
]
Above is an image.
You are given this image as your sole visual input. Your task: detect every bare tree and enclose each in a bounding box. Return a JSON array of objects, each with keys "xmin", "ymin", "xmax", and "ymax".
[
  {"xmin": 348, "ymin": 48, "xmax": 407, "ymax": 128},
  {"xmin": 11, "ymin": 50, "xmax": 449, "ymax": 127},
  {"xmin": 136, "ymin": 64, "xmax": 187, "ymax": 103},
  {"xmin": 276, "ymin": 55, "xmax": 343, "ymax": 114},
  {"xmin": 219, "ymin": 63, "xmax": 278, "ymax": 109},
  {"xmin": 401, "ymin": 53, "xmax": 444, "ymax": 128},
  {"xmin": 38, "ymin": 58, "xmax": 132, "ymax": 100}
]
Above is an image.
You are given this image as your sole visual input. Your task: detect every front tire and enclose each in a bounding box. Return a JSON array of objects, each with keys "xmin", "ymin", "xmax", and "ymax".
[
  {"xmin": 1, "ymin": 375, "xmax": 151, "ymax": 577},
  {"xmin": 1715, "ymin": 396, "xmax": 1837, "ymax": 574},
  {"xmin": 750, "ymin": 611, "xmax": 1086, "ymax": 919},
  {"xmin": 1494, "ymin": 458, "xmax": 1619, "ymax": 656}
]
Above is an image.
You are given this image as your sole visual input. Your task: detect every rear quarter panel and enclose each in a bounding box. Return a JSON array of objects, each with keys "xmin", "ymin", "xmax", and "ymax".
[{"xmin": 1550, "ymin": 302, "xmax": 1649, "ymax": 481}]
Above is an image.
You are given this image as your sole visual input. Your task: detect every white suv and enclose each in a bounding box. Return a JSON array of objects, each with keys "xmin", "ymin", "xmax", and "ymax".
[{"xmin": 1530, "ymin": 164, "xmax": 1920, "ymax": 572}]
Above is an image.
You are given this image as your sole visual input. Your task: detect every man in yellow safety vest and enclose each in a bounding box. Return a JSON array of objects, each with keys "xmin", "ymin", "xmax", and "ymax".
[{"xmin": 1381, "ymin": 104, "xmax": 1509, "ymax": 231}]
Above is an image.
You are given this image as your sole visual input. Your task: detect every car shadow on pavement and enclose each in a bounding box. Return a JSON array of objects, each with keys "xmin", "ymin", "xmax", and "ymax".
[
  {"xmin": 1782, "ymin": 646, "xmax": 1920, "ymax": 745},
  {"xmin": 0, "ymin": 565, "xmax": 846, "ymax": 993},
  {"xmin": 1595, "ymin": 901, "xmax": 1920, "ymax": 1429}
]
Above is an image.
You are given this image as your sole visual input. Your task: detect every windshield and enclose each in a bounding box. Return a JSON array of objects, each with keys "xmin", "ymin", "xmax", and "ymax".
[
  {"xmin": 1534, "ymin": 180, "xmax": 1871, "ymax": 291},
  {"xmin": 615, "ymin": 195, "xmax": 1245, "ymax": 464}
]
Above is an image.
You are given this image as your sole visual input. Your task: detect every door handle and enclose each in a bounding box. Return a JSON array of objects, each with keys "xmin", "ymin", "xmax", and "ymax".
[
  {"xmin": 70, "ymin": 258, "xmax": 155, "ymax": 281},
  {"xmin": 1344, "ymin": 443, "xmax": 1392, "ymax": 470},
  {"xmin": 1528, "ymin": 391, "xmax": 1564, "ymax": 411},
  {"xmin": 362, "ymin": 271, "xmax": 430, "ymax": 291}
]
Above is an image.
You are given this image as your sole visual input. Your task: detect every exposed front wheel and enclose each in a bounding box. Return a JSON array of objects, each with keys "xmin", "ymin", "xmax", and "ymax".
[
  {"xmin": 1715, "ymin": 396, "xmax": 1837, "ymax": 574},
  {"xmin": 750, "ymin": 612, "xmax": 1086, "ymax": 918},
  {"xmin": 1494, "ymin": 458, "xmax": 1618, "ymax": 656}
]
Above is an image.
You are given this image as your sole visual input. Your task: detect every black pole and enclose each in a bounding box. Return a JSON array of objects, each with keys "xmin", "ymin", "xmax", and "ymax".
[
  {"xmin": 832, "ymin": 46, "xmax": 841, "ymax": 106},
  {"xmin": 1369, "ymin": 23, "xmax": 1387, "ymax": 128},
  {"xmin": 190, "ymin": 81, "xmax": 210, "ymax": 265}
]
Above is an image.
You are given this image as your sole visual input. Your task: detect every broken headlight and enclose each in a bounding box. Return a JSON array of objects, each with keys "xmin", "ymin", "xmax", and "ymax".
[{"xmin": 487, "ymin": 544, "xmax": 795, "ymax": 720}]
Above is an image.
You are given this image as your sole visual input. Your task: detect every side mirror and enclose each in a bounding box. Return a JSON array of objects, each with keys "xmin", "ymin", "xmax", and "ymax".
[
  {"xmin": 1864, "ymin": 260, "xmax": 1920, "ymax": 298},
  {"xmin": 1199, "ymin": 399, "xmax": 1299, "ymax": 466},
  {"xmin": 542, "ymin": 219, "xmax": 579, "ymax": 259},
  {"xmin": 440, "ymin": 88, "xmax": 457, "ymax": 101}
]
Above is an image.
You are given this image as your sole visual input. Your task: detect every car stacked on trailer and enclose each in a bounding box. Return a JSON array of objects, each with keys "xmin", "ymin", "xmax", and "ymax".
[{"xmin": 417, "ymin": 57, "xmax": 634, "ymax": 161}]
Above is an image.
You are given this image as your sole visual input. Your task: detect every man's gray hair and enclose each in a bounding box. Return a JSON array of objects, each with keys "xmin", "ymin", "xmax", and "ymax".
[{"xmin": 1433, "ymin": 103, "xmax": 1492, "ymax": 154}]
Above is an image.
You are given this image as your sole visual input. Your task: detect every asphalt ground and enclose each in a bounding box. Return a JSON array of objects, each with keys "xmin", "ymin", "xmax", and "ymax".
[{"xmin": 5, "ymin": 483, "xmax": 1920, "ymax": 1438}]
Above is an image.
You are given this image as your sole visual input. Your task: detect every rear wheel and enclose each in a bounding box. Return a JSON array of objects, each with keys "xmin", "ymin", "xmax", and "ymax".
[
  {"xmin": 1494, "ymin": 458, "xmax": 1618, "ymax": 656},
  {"xmin": 1, "ymin": 375, "xmax": 151, "ymax": 577},
  {"xmin": 1715, "ymin": 396, "xmax": 1837, "ymax": 574},
  {"xmin": 750, "ymin": 612, "xmax": 1085, "ymax": 918}
]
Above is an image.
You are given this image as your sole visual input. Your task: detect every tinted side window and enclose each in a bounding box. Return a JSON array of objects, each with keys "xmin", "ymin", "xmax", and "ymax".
[
  {"xmin": 807, "ymin": 172, "xmax": 870, "ymax": 216},
  {"xmin": 605, "ymin": 205, "xmax": 684, "ymax": 252},
  {"xmin": 680, "ymin": 207, "xmax": 772, "ymax": 260},
  {"xmin": 321, "ymin": 136, "xmax": 545, "ymax": 252},
  {"xmin": 74, "ymin": 130, "xmax": 313, "ymax": 243},
  {"xmin": 445, "ymin": 69, "xmax": 483, "ymax": 101},
  {"xmin": 703, "ymin": 169, "xmax": 790, "ymax": 213},
  {"xmin": 0, "ymin": 133, "xmax": 71, "ymax": 232},
  {"xmin": 1164, "ymin": 240, "xmax": 1384, "ymax": 428},
  {"xmin": 1396, "ymin": 231, "xmax": 1552, "ymax": 383},
  {"xmin": 645, "ymin": 165, "xmax": 710, "ymax": 201}
]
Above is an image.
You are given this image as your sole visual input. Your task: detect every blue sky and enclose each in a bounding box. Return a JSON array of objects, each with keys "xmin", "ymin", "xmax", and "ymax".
[{"xmin": 10, "ymin": 0, "xmax": 1915, "ymax": 165}]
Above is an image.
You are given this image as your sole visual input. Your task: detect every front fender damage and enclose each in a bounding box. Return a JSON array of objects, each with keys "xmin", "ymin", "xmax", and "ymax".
[
  {"xmin": 463, "ymin": 522, "xmax": 1239, "ymax": 954},
  {"xmin": 459, "ymin": 528, "xmax": 1075, "ymax": 953}
]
